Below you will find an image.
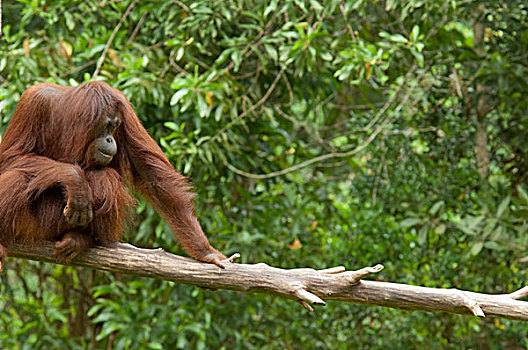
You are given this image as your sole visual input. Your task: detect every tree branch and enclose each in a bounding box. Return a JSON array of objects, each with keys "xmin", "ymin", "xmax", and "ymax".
[
  {"xmin": 7, "ymin": 242, "xmax": 528, "ymax": 321},
  {"xmin": 225, "ymin": 78, "xmax": 419, "ymax": 180},
  {"xmin": 92, "ymin": 0, "xmax": 138, "ymax": 79},
  {"xmin": 208, "ymin": 67, "xmax": 285, "ymax": 145}
]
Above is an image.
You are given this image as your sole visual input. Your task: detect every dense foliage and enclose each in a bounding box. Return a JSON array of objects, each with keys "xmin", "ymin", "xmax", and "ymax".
[{"xmin": 1, "ymin": 0, "xmax": 527, "ymax": 348}]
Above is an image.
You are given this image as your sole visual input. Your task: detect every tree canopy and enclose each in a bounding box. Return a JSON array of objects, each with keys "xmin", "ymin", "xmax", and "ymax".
[{"xmin": 1, "ymin": 0, "xmax": 527, "ymax": 348}]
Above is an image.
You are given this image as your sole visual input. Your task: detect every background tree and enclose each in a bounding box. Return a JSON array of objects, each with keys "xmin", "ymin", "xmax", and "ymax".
[{"xmin": 0, "ymin": 0, "xmax": 527, "ymax": 348}]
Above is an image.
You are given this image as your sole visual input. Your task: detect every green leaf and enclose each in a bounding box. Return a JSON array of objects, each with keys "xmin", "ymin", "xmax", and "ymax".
[
  {"xmin": 64, "ymin": 12, "xmax": 75, "ymax": 31},
  {"xmin": 434, "ymin": 224, "xmax": 446, "ymax": 235},
  {"xmin": 27, "ymin": 334, "xmax": 38, "ymax": 344},
  {"xmin": 171, "ymin": 78, "xmax": 190, "ymax": 89},
  {"xmin": 320, "ymin": 51, "xmax": 333, "ymax": 61},
  {"xmin": 196, "ymin": 136, "xmax": 211, "ymax": 146},
  {"xmin": 197, "ymin": 93, "xmax": 210, "ymax": 118},
  {"xmin": 92, "ymin": 312, "xmax": 116, "ymax": 324},
  {"xmin": 264, "ymin": 44, "xmax": 278, "ymax": 62},
  {"xmin": 400, "ymin": 217, "xmax": 421, "ymax": 228},
  {"xmin": 231, "ymin": 50, "xmax": 242, "ymax": 71},
  {"xmin": 417, "ymin": 226, "xmax": 428, "ymax": 245},
  {"xmin": 164, "ymin": 121, "xmax": 181, "ymax": 132},
  {"xmin": 390, "ymin": 34, "xmax": 408, "ymax": 43},
  {"xmin": 410, "ymin": 47, "xmax": 424, "ymax": 68},
  {"xmin": 310, "ymin": 0, "xmax": 323, "ymax": 13},
  {"xmin": 183, "ymin": 324, "xmax": 206, "ymax": 340},
  {"xmin": 93, "ymin": 285, "xmax": 115, "ymax": 298},
  {"xmin": 496, "ymin": 196, "xmax": 511, "ymax": 218},
  {"xmin": 379, "ymin": 32, "xmax": 408, "ymax": 43},
  {"xmin": 96, "ymin": 322, "xmax": 124, "ymax": 341},
  {"xmin": 170, "ymin": 88, "xmax": 189, "ymax": 106},
  {"xmin": 176, "ymin": 47, "xmax": 184, "ymax": 61},
  {"xmin": 411, "ymin": 25, "xmax": 420, "ymax": 42},
  {"xmin": 429, "ymin": 201, "xmax": 444, "ymax": 215},
  {"xmin": 484, "ymin": 241, "xmax": 502, "ymax": 251},
  {"xmin": 166, "ymin": 38, "xmax": 180, "ymax": 46},
  {"xmin": 214, "ymin": 104, "xmax": 224, "ymax": 122},
  {"xmin": 470, "ymin": 241, "xmax": 484, "ymax": 256},
  {"xmin": 87, "ymin": 304, "xmax": 106, "ymax": 317},
  {"xmin": 264, "ymin": 0, "xmax": 278, "ymax": 17},
  {"xmin": 483, "ymin": 220, "xmax": 496, "ymax": 238},
  {"xmin": 518, "ymin": 185, "xmax": 528, "ymax": 204}
]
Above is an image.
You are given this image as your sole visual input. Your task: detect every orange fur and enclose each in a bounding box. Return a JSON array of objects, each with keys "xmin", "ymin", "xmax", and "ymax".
[{"xmin": 0, "ymin": 82, "xmax": 226, "ymax": 268}]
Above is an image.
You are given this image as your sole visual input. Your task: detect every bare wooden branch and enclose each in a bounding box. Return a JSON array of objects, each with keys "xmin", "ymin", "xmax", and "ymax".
[
  {"xmin": 6, "ymin": 242, "xmax": 528, "ymax": 321},
  {"xmin": 509, "ymin": 286, "xmax": 528, "ymax": 300}
]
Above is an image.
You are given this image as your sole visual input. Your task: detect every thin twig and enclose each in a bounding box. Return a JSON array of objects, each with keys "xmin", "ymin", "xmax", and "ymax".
[
  {"xmin": 226, "ymin": 77, "xmax": 419, "ymax": 180},
  {"xmin": 282, "ymin": 73, "xmax": 293, "ymax": 107},
  {"xmin": 339, "ymin": 3, "xmax": 357, "ymax": 42},
  {"xmin": 208, "ymin": 67, "xmax": 285, "ymax": 144},
  {"xmin": 223, "ymin": 64, "xmax": 428, "ymax": 180},
  {"xmin": 126, "ymin": 10, "xmax": 147, "ymax": 46},
  {"xmin": 170, "ymin": 0, "xmax": 191, "ymax": 15},
  {"xmin": 363, "ymin": 65, "xmax": 417, "ymax": 131},
  {"xmin": 92, "ymin": 0, "xmax": 138, "ymax": 79},
  {"xmin": 59, "ymin": 60, "xmax": 96, "ymax": 78},
  {"xmin": 224, "ymin": 9, "xmax": 281, "ymax": 72},
  {"xmin": 274, "ymin": 107, "xmax": 330, "ymax": 150}
]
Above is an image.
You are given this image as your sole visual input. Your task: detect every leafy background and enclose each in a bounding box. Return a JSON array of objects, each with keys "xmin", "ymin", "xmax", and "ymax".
[{"xmin": 1, "ymin": 0, "xmax": 528, "ymax": 348}]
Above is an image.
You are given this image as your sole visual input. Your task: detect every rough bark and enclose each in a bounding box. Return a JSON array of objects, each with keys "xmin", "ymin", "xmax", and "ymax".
[{"xmin": 7, "ymin": 242, "xmax": 528, "ymax": 321}]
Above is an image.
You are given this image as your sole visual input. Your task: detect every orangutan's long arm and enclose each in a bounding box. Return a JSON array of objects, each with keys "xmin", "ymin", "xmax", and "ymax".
[{"xmin": 119, "ymin": 110, "xmax": 227, "ymax": 267}]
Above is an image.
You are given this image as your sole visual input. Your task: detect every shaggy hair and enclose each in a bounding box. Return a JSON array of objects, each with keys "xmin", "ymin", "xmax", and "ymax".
[{"xmin": 0, "ymin": 82, "xmax": 225, "ymax": 269}]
